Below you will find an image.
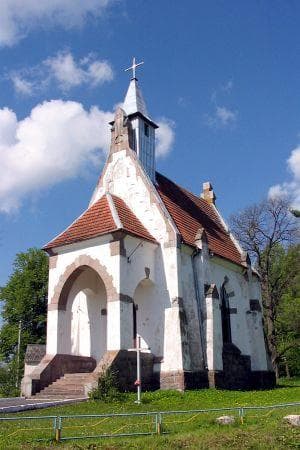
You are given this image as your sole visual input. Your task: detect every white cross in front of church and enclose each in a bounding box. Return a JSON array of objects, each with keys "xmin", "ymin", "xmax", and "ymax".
[{"xmin": 125, "ymin": 57, "xmax": 144, "ymax": 79}]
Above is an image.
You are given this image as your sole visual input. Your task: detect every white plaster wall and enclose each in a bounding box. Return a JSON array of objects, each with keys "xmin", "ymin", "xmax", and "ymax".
[
  {"xmin": 134, "ymin": 279, "xmax": 164, "ymax": 356},
  {"xmin": 208, "ymin": 258, "xmax": 251, "ymax": 356},
  {"xmin": 46, "ymin": 309, "xmax": 58, "ymax": 355},
  {"xmin": 94, "ymin": 150, "xmax": 173, "ymax": 244},
  {"xmin": 204, "ymin": 294, "xmax": 223, "ymax": 371},
  {"xmin": 119, "ymin": 235, "xmax": 184, "ymax": 372},
  {"xmin": 180, "ymin": 250, "xmax": 204, "ymax": 371},
  {"xmin": 246, "ymin": 274, "xmax": 268, "ymax": 370},
  {"xmin": 106, "ymin": 300, "xmax": 133, "ymax": 351},
  {"xmin": 246, "ymin": 310, "xmax": 268, "ymax": 370}
]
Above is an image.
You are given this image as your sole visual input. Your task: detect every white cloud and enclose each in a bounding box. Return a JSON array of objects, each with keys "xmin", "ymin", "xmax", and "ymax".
[
  {"xmin": 45, "ymin": 52, "xmax": 113, "ymax": 90},
  {"xmin": 10, "ymin": 74, "xmax": 33, "ymax": 95},
  {"xmin": 0, "ymin": 101, "xmax": 175, "ymax": 213},
  {"xmin": 222, "ymin": 80, "xmax": 233, "ymax": 92},
  {"xmin": 216, "ymin": 106, "xmax": 237, "ymax": 126},
  {"xmin": 0, "ymin": 0, "xmax": 114, "ymax": 47},
  {"xmin": 205, "ymin": 81, "xmax": 237, "ymax": 129},
  {"xmin": 45, "ymin": 52, "xmax": 84, "ymax": 89},
  {"xmin": 289, "ymin": 146, "xmax": 300, "ymax": 179},
  {"xmin": 269, "ymin": 146, "xmax": 300, "ymax": 209},
  {"xmin": 87, "ymin": 60, "xmax": 114, "ymax": 86},
  {"xmin": 205, "ymin": 105, "xmax": 237, "ymax": 129},
  {"xmin": 10, "ymin": 51, "xmax": 114, "ymax": 94},
  {"xmin": 0, "ymin": 100, "xmax": 113, "ymax": 213},
  {"xmin": 156, "ymin": 119, "xmax": 175, "ymax": 157}
]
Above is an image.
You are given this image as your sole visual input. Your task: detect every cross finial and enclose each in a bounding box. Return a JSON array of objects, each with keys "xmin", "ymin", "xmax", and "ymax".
[{"xmin": 125, "ymin": 57, "xmax": 144, "ymax": 80}]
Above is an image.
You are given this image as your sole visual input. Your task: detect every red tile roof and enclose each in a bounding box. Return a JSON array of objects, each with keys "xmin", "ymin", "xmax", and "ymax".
[
  {"xmin": 44, "ymin": 194, "xmax": 156, "ymax": 250},
  {"xmin": 156, "ymin": 172, "xmax": 243, "ymax": 266},
  {"xmin": 44, "ymin": 172, "xmax": 243, "ymax": 266},
  {"xmin": 112, "ymin": 195, "xmax": 157, "ymax": 243}
]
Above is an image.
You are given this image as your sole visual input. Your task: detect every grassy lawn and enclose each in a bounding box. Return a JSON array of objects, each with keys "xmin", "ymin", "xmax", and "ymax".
[{"xmin": 0, "ymin": 378, "xmax": 299, "ymax": 449}]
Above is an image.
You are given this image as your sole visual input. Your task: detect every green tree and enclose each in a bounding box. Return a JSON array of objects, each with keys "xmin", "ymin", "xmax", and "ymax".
[
  {"xmin": 230, "ymin": 197, "xmax": 298, "ymax": 378},
  {"xmin": 0, "ymin": 248, "xmax": 48, "ymax": 386},
  {"xmin": 275, "ymin": 244, "xmax": 300, "ymax": 376}
]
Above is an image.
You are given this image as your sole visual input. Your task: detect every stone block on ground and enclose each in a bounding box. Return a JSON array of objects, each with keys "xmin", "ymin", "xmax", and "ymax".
[
  {"xmin": 283, "ymin": 415, "xmax": 300, "ymax": 426},
  {"xmin": 215, "ymin": 415, "xmax": 235, "ymax": 425}
]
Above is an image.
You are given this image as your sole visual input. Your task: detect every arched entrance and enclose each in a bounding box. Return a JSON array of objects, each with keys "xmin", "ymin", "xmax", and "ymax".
[
  {"xmin": 133, "ymin": 279, "xmax": 164, "ymax": 356},
  {"xmin": 59, "ymin": 266, "xmax": 107, "ymax": 362}
]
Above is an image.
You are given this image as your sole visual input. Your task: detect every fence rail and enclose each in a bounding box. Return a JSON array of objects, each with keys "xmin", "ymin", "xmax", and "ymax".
[{"xmin": 0, "ymin": 402, "xmax": 299, "ymax": 443}]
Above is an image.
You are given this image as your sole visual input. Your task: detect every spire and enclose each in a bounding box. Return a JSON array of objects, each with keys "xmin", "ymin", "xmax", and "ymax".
[
  {"xmin": 123, "ymin": 78, "xmax": 148, "ymax": 117},
  {"xmin": 123, "ymin": 57, "xmax": 148, "ymax": 117},
  {"xmin": 114, "ymin": 58, "xmax": 158, "ymax": 182}
]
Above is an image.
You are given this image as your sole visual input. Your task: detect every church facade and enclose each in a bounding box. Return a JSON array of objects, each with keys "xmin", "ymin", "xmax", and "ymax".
[{"xmin": 22, "ymin": 70, "xmax": 275, "ymax": 397}]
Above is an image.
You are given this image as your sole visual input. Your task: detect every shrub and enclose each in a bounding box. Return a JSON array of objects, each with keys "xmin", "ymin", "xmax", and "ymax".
[{"xmin": 89, "ymin": 367, "xmax": 124, "ymax": 402}]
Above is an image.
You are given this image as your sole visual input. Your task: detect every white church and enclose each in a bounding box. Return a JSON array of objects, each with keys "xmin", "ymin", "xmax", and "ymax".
[{"xmin": 22, "ymin": 60, "xmax": 275, "ymax": 398}]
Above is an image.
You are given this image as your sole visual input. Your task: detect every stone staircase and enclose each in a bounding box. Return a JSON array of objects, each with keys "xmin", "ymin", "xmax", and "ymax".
[
  {"xmin": 32, "ymin": 373, "xmax": 93, "ymax": 399},
  {"xmin": 31, "ymin": 350, "xmax": 155, "ymax": 400}
]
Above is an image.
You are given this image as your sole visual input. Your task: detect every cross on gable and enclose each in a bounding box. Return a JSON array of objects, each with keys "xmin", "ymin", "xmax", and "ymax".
[{"xmin": 125, "ymin": 57, "xmax": 144, "ymax": 79}]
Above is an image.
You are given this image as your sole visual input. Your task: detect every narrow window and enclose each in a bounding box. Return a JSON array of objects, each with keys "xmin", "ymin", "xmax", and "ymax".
[
  {"xmin": 144, "ymin": 123, "xmax": 149, "ymax": 137},
  {"xmin": 221, "ymin": 284, "xmax": 232, "ymax": 344}
]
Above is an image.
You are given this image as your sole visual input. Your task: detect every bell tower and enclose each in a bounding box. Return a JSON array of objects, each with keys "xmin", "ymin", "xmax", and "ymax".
[{"xmin": 122, "ymin": 58, "xmax": 158, "ymax": 182}]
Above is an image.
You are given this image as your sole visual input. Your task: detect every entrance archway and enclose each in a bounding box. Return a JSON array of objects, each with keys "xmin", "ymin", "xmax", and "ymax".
[{"xmin": 59, "ymin": 266, "xmax": 107, "ymax": 362}]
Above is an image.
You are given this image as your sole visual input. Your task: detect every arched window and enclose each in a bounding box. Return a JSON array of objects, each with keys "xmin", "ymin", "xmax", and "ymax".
[{"xmin": 220, "ymin": 282, "xmax": 232, "ymax": 344}]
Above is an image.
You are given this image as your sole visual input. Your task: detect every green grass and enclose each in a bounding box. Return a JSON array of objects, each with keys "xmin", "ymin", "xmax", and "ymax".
[{"xmin": 0, "ymin": 378, "xmax": 299, "ymax": 449}]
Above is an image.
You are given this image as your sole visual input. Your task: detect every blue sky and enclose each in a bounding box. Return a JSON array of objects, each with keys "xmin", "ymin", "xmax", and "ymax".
[{"xmin": 1, "ymin": 0, "xmax": 300, "ymax": 288}]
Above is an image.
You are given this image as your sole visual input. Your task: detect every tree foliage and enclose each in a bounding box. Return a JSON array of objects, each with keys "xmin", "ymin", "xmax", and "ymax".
[
  {"xmin": 0, "ymin": 248, "xmax": 48, "ymax": 380},
  {"xmin": 230, "ymin": 196, "xmax": 299, "ymax": 377},
  {"xmin": 275, "ymin": 245, "xmax": 300, "ymax": 376}
]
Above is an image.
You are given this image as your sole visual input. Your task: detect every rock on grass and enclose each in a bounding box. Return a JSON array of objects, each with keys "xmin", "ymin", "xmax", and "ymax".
[
  {"xmin": 215, "ymin": 415, "xmax": 235, "ymax": 425},
  {"xmin": 283, "ymin": 415, "xmax": 300, "ymax": 426}
]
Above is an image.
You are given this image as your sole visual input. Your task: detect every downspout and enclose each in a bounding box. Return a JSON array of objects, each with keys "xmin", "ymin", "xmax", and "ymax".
[{"xmin": 191, "ymin": 249, "xmax": 208, "ymax": 370}]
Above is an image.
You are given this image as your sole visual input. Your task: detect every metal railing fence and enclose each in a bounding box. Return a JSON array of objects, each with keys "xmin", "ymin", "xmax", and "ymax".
[{"xmin": 0, "ymin": 402, "xmax": 299, "ymax": 444}]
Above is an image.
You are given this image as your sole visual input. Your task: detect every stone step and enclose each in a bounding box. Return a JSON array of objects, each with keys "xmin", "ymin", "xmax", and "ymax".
[
  {"xmin": 63, "ymin": 373, "xmax": 91, "ymax": 378},
  {"xmin": 36, "ymin": 390, "xmax": 85, "ymax": 395},
  {"xmin": 40, "ymin": 385, "xmax": 85, "ymax": 392},
  {"xmin": 36, "ymin": 387, "xmax": 84, "ymax": 393},
  {"xmin": 50, "ymin": 383, "xmax": 88, "ymax": 389},
  {"xmin": 34, "ymin": 395, "xmax": 87, "ymax": 399}
]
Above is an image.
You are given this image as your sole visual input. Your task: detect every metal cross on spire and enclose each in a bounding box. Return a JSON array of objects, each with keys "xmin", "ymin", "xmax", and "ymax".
[{"xmin": 125, "ymin": 57, "xmax": 144, "ymax": 79}]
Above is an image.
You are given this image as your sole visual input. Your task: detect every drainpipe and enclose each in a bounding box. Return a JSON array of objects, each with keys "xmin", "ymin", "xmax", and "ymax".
[{"xmin": 191, "ymin": 249, "xmax": 207, "ymax": 370}]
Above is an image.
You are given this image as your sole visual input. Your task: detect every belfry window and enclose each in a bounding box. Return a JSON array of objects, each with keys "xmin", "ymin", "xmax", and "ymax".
[{"xmin": 144, "ymin": 123, "xmax": 149, "ymax": 137}]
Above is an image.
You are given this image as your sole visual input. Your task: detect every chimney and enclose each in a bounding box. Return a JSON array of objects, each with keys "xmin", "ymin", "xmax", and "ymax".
[{"xmin": 201, "ymin": 182, "xmax": 216, "ymax": 205}]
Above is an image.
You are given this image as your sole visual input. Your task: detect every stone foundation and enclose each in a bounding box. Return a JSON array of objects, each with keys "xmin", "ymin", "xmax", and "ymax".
[
  {"xmin": 206, "ymin": 343, "xmax": 276, "ymax": 390},
  {"xmin": 207, "ymin": 369, "xmax": 276, "ymax": 390},
  {"xmin": 159, "ymin": 370, "xmax": 209, "ymax": 390},
  {"xmin": 250, "ymin": 371, "xmax": 276, "ymax": 389}
]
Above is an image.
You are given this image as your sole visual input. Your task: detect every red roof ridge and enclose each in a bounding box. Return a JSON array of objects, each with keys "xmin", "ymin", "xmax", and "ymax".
[
  {"xmin": 155, "ymin": 171, "xmax": 244, "ymax": 267},
  {"xmin": 44, "ymin": 192, "xmax": 157, "ymax": 251}
]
